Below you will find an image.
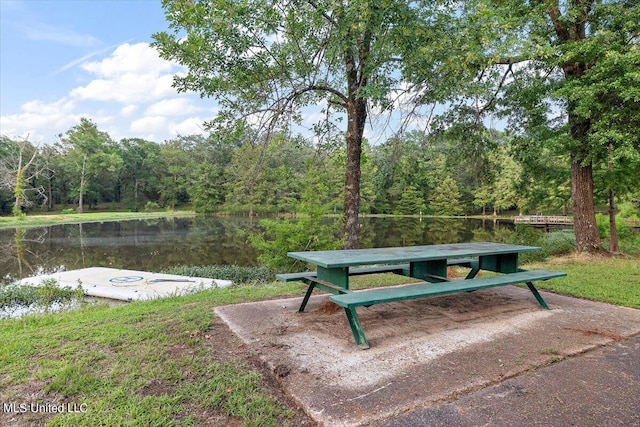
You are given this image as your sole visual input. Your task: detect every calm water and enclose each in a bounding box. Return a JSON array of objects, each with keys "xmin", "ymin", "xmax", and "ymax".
[{"xmin": 1, "ymin": 216, "xmax": 514, "ymax": 281}]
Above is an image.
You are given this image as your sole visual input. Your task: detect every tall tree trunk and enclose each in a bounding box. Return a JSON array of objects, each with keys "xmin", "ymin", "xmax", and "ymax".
[
  {"xmin": 47, "ymin": 170, "xmax": 53, "ymax": 210},
  {"xmin": 570, "ymin": 156, "xmax": 600, "ymax": 251},
  {"xmin": 342, "ymin": 31, "xmax": 368, "ymax": 249},
  {"xmin": 344, "ymin": 97, "xmax": 365, "ymax": 249},
  {"xmin": 13, "ymin": 148, "xmax": 24, "ymax": 215},
  {"xmin": 78, "ymin": 154, "xmax": 86, "ymax": 213}
]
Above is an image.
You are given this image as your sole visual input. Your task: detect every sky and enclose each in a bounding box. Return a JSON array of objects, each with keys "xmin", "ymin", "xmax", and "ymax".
[
  {"xmin": 0, "ymin": 0, "xmax": 447, "ymax": 147},
  {"xmin": 0, "ymin": 0, "xmax": 220, "ymax": 144}
]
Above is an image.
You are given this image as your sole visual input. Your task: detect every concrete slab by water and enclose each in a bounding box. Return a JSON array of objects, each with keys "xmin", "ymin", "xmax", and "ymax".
[
  {"xmin": 214, "ymin": 286, "xmax": 640, "ymax": 426},
  {"xmin": 19, "ymin": 267, "xmax": 232, "ymax": 301}
]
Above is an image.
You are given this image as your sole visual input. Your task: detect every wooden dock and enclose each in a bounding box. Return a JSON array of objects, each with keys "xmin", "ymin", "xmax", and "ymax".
[{"xmin": 514, "ymin": 215, "xmax": 573, "ymax": 230}]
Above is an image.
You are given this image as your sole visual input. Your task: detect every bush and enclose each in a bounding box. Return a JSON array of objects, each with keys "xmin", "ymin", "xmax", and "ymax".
[
  {"xmin": 596, "ymin": 213, "xmax": 634, "ymax": 240},
  {"xmin": 249, "ymin": 216, "xmax": 342, "ymax": 273},
  {"xmin": 163, "ymin": 265, "xmax": 273, "ymax": 285},
  {"xmin": 61, "ymin": 208, "xmax": 75, "ymax": 214},
  {"xmin": 0, "ymin": 279, "xmax": 83, "ymax": 309},
  {"xmin": 144, "ymin": 201, "xmax": 160, "ymax": 212},
  {"xmin": 542, "ymin": 230, "xmax": 576, "ymax": 256},
  {"xmin": 496, "ymin": 225, "xmax": 576, "ymax": 263}
]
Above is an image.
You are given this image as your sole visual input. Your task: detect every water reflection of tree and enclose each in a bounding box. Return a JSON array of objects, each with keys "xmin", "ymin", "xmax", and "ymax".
[
  {"xmin": 360, "ymin": 217, "xmax": 516, "ymax": 247},
  {"xmin": 426, "ymin": 219, "xmax": 467, "ymax": 244},
  {"xmin": 0, "ymin": 228, "xmax": 47, "ymax": 280}
]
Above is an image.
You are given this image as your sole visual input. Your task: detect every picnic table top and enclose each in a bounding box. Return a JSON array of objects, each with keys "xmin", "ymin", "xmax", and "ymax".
[{"xmin": 287, "ymin": 242, "xmax": 540, "ymax": 269}]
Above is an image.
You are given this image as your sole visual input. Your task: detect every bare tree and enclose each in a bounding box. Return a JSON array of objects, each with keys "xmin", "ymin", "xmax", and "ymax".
[{"xmin": 0, "ymin": 136, "xmax": 47, "ymax": 215}]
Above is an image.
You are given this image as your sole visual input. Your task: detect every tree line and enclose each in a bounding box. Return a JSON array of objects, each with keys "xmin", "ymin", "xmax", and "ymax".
[{"xmin": 1, "ymin": 119, "xmax": 638, "ymax": 223}]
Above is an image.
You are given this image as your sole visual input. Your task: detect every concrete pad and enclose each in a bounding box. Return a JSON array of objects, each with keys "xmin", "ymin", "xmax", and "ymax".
[{"xmin": 214, "ymin": 286, "xmax": 640, "ymax": 426}]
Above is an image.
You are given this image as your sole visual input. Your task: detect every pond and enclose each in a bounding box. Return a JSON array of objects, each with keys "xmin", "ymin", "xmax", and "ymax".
[{"xmin": 1, "ymin": 216, "xmax": 515, "ymax": 281}]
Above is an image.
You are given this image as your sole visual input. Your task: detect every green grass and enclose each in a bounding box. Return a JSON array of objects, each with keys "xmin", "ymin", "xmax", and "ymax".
[
  {"xmin": 0, "ymin": 210, "xmax": 196, "ymax": 229},
  {"xmin": 1, "ymin": 255, "xmax": 638, "ymax": 426},
  {"xmin": 526, "ymin": 256, "xmax": 640, "ymax": 309},
  {"xmin": 0, "ymin": 282, "xmax": 305, "ymax": 426}
]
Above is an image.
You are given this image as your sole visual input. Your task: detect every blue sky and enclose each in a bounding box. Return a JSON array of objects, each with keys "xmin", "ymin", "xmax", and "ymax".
[{"xmin": 0, "ymin": 0, "xmax": 218, "ymax": 143}]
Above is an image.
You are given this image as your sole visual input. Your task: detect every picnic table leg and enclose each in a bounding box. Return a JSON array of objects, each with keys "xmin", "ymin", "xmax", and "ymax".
[
  {"xmin": 343, "ymin": 307, "xmax": 370, "ymax": 350},
  {"xmin": 298, "ymin": 280, "xmax": 317, "ymax": 312},
  {"xmin": 525, "ymin": 281, "xmax": 550, "ymax": 310},
  {"xmin": 464, "ymin": 265, "xmax": 480, "ymax": 280}
]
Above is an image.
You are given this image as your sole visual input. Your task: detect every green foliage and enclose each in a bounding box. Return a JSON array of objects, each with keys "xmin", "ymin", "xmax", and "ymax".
[
  {"xmin": 541, "ymin": 230, "xmax": 576, "ymax": 256},
  {"xmin": 393, "ymin": 185, "xmax": 426, "ymax": 215},
  {"xmin": 164, "ymin": 265, "xmax": 272, "ymax": 285},
  {"xmin": 59, "ymin": 118, "xmax": 123, "ymax": 212},
  {"xmin": 618, "ymin": 201, "xmax": 640, "ymax": 219},
  {"xmin": 596, "ymin": 213, "xmax": 635, "ymax": 241},
  {"xmin": 249, "ymin": 216, "xmax": 343, "ymax": 273},
  {"xmin": 144, "ymin": 201, "xmax": 160, "ymax": 212},
  {"xmin": 0, "ymin": 279, "xmax": 83, "ymax": 312},
  {"xmin": 429, "ymin": 176, "xmax": 463, "ymax": 216}
]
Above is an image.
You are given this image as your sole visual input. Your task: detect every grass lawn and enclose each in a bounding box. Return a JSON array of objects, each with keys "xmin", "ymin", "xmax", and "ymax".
[
  {"xmin": 527, "ymin": 255, "xmax": 640, "ymax": 309},
  {"xmin": 0, "ymin": 255, "xmax": 638, "ymax": 426},
  {"xmin": 0, "ymin": 211, "xmax": 196, "ymax": 229}
]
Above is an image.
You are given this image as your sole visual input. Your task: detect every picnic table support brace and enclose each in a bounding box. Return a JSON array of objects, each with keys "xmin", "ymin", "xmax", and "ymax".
[
  {"xmin": 525, "ymin": 281, "xmax": 550, "ymax": 310},
  {"xmin": 299, "ymin": 277, "xmax": 351, "ymax": 312},
  {"xmin": 343, "ymin": 307, "xmax": 370, "ymax": 350},
  {"xmin": 299, "ymin": 279, "xmax": 317, "ymax": 313},
  {"xmin": 465, "ymin": 265, "xmax": 480, "ymax": 280}
]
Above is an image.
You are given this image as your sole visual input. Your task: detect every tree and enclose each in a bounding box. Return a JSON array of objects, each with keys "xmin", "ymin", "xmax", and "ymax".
[
  {"xmin": 429, "ymin": 176, "xmax": 463, "ymax": 216},
  {"xmin": 119, "ymin": 138, "xmax": 163, "ymax": 211},
  {"xmin": 370, "ymin": 131, "xmax": 436, "ymax": 214},
  {"xmin": 394, "ymin": 185, "xmax": 426, "ymax": 215},
  {"xmin": 407, "ymin": 0, "xmax": 640, "ymax": 252},
  {"xmin": 0, "ymin": 136, "xmax": 46, "ymax": 216},
  {"xmin": 153, "ymin": 0, "xmax": 416, "ymax": 248},
  {"xmin": 158, "ymin": 138, "xmax": 191, "ymax": 209},
  {"xmin": 60, "ymin": 118, "xmax": 122, "ymax": 213}
]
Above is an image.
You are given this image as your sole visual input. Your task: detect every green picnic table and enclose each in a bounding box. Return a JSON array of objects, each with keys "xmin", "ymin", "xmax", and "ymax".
[{"xmin": 277, "ymin": 242, "xmax": 566, "ymax": 349}]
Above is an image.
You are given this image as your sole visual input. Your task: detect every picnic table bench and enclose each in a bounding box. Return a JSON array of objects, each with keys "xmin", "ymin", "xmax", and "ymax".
[{"xmin": 277, "ymin": 242, "xmax": 566, "ymax": 349}]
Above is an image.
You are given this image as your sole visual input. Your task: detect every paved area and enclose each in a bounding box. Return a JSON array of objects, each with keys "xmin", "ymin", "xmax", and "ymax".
[{"xmin": 214, "ymin": 286, "xmax": 640, "ymax": 426}]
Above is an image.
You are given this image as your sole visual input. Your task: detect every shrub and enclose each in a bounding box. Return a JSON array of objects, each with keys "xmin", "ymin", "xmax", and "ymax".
[
  {"xmin": 596, "ymin": 213, "xmax": 634, "ymax": 240},
  {"xmin": 163, "ymin": 265, "xmax": 273, "ymax": 285},
  {"xmin": 144, "ymin": 201, "xmax": 160, "ymax": 212},
  {"xmin": 542, "ymin": 230, "xmax": 576, "ymax": 256},
  {"xmin": 0, "ymin": 279, "xmax": 83, "ymax": 310},
  {"xmin": 249, "ymin": 216, "xmax": 342, "ymax": 273}
]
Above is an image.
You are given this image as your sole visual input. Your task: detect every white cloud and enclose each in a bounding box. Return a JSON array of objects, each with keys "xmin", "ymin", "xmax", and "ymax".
[
  {"xmin": 52, "ymin": 41, "xmax": 132, "ymax": 75},
  {"xmin": 130, "ymin": 116, "xmax": 168, "ymax": 133},
  {"xmin": 81, "ymin": 42, "xmax": 175, "ymax": 77},
  {"xmin": 0, "ymin": 98, "xmax": 80, "ymax": 141},
  {"xmin": 22, "ymin": 22, "xmax": 101, "ymax": 47},
  {"xmin": 1, "ymin": 41, "xmax": 219, "ymax": 143},
  {"xmin": 145, "ymin": 98, "xmax": 199, "ymax": 116},
  {"xmin": 120, "ymin": 105, "xmax": 139, "ymax": 116},
  {"xmin": 70, "ymin": 43, "xmax": 180, "ymax": 103},
  {"xmin": 171, "ymin": 117, "xmax": 207, "ymax": 136}
]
